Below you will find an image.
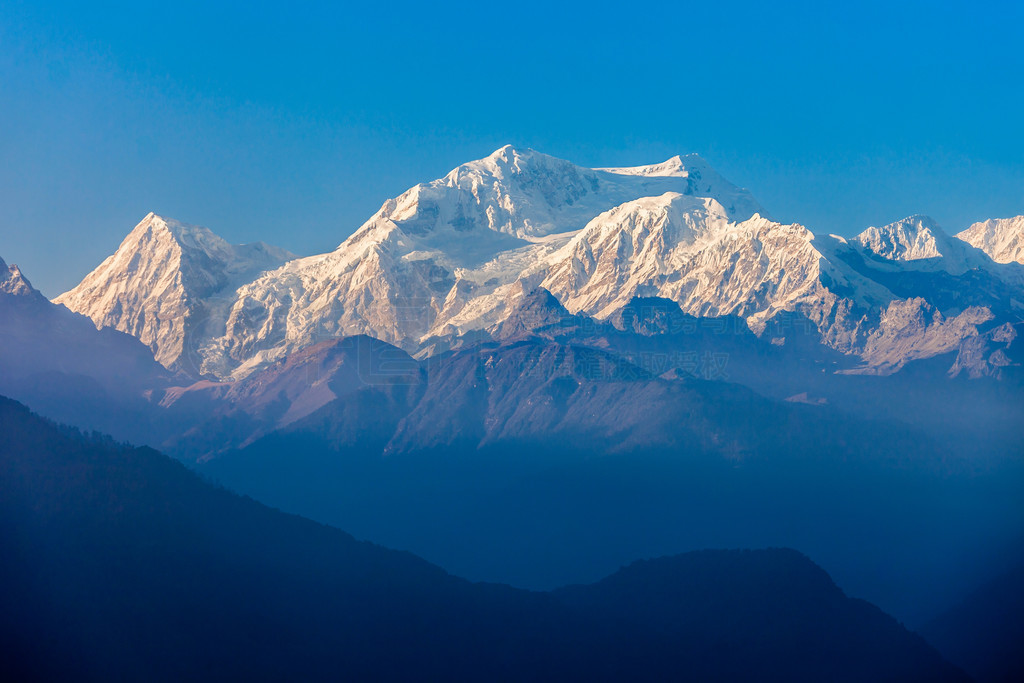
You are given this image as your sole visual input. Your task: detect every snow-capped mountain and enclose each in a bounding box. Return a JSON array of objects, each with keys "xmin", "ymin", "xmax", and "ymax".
[
  {"xmin": 855, "ymin": 215, "xmax": 975, "ymax": 271},
  {"xmin": 956, "ymin": 216, "xmax": 1024, "ymax": 265},
  {"xmin": 56, "ymin": 147, "xmax": 1023, "ymax": 380},
  {"xmin": 1, "ymin": 256, "xmax": 47, "ymax": 301},
  {"xmin": 208, "ymin": 147, "xmax": 888, "ymax": 377},
  {"xmin": 190, "ymin": 146, "xmax": 770, "ymax": 377},
  {"xmin": 55, "ymin": 213, "xmax": 294, "ymax": 373},
  {"xmin": 850, "ymin": 214, "xmax": 1024, "ymax": 287},
  {"xmin": 538, "ymin": 199, "xmax": 856, "ymax": 331}
]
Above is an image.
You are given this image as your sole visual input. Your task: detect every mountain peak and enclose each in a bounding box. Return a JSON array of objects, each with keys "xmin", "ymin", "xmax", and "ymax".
[
  {"xmin": 956, "ymin": 215, "xmax": 1024, "ymax": 265},
  {"xmin": 481, "ymin": 147, "xmax": 716, "ymax": 180},
  {"xmin": 883, "ymin": 214, "xmax": 942, "ymax": 231},
  {"xmin": 123, "ymin": 212, "xmax": 240, "ymax": 260},
  {"xmin": 466, "ymin": 145, "xmax": 582, "ymax": 182},
  {"xmin": 55, "ymin": 214, "xmax": 294, "ymax": 374},
  {"xmin": 0, "ymin": 257, "xmax": 43, "ymax": 299},
  {"xmin": 129, "ymin": 211, "xmax": 183, "ymax": 238},
  {"xmin": 123, "ymin": 213, "xmax": 293, "ymax": 263},
  {"xmin": 487, "ymin": 143, "xmax": 530, "ymax": 160},
  {"xmin": 596, "ymin": 152, "xmax": 709, "ymax": 178},
  {"xmin": 491, "ymin": 285, "xmax": 577, "ymax": 341},
  {"xmin": 856, "ymin": 214, "xmax": 952, "ymax": 262}
]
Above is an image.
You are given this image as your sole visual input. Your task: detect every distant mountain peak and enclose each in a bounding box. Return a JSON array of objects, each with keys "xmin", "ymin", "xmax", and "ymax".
[
  {"xmin": 125, "ymin": 212, "xmax": 294, "ymax": 265},
  {"xmin": 452, "ymin": 145, "xmax": 584, "ymax": 185},
  {"xmin": 55, "ymin": 213, "xmax": 294, "ymax": 374},
  {"xmin": 135, "ymin": 211, "xmax": 203, "ymax": 237},
  {"xmin": 485, "ymin": 143, "xmax": 535, "ymax": 163},
  {"xmin": 856, "ymin": 214, "xmax": 951, "ymax": 262},
  {"xmin": 956, "ymin": 215, "xmax": 1024, "ymax": 264},
  {"xmin": 596, "ymin": 152, "xmax": 708, "ymax": 178},
  {"xmin": 0, "ymin": 257, "xmax": 43, "ymax": 299},
  {"xmin": 491, "ymin": 285, "xmax": 577, "ymax": 340}
]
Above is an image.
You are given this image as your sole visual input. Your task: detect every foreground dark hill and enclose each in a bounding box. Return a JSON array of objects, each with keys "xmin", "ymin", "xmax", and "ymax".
[
  {"xmin": 920, "ymin": 562, "xmax": 1024, "ymax": 682},
  {"xmin": 554, "ymin": 552, "xmax": 968, "ymax": 683},
  {"xmin": 0, "ymin": 396, "xmax": 966, "ymax": 682}
]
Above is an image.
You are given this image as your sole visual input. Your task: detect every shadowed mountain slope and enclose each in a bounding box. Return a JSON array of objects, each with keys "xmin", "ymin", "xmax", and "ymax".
[
  {"xmin": 0, "ymin": 256, "xmax": 173, "ymax": 442},
  {"xmin": 921, "ymin": 562, "xmax": 1024, "ymax": 683}
]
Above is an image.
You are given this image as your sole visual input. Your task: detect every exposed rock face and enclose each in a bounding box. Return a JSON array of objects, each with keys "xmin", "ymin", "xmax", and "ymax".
[
  {"xmin": 948, "ymin": 322, "xmax": 1021, "ymax": 379},
  {"xmin": 852, "ymin": 298, "xmax": 994, "ymax": 375}
]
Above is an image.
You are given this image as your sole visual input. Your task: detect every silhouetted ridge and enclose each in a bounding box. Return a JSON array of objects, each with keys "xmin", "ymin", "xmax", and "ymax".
[{"xmin": 921, "ymin": 562, "xmax": 1024, "ymax": 682}]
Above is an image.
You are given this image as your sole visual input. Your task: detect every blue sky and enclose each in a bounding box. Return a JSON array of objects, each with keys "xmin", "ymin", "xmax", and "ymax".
[{"xmin": 2, "ymin": 0, "xmax": 1022, "ymax": 296}]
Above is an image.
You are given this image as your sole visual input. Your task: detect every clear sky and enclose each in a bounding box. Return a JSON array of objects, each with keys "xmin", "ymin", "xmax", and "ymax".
[{"xmin": 2, "ymin": 0, "xmax": 1022, "ymax": 296}]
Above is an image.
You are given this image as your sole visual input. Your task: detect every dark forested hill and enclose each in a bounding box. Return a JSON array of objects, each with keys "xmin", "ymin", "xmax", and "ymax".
[{"xmin": 921, "ymin": 562, "xmax": 1024, "ymax": 682}]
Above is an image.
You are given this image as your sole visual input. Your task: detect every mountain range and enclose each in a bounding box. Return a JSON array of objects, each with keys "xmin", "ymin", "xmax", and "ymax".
[
  {"xmin": 2, "ymin": 146, "xmax": 1023, "ymax": 679},
  {"xmin": 53, "ymin": 146, "xmax": 1024, "ymax": 380}
]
